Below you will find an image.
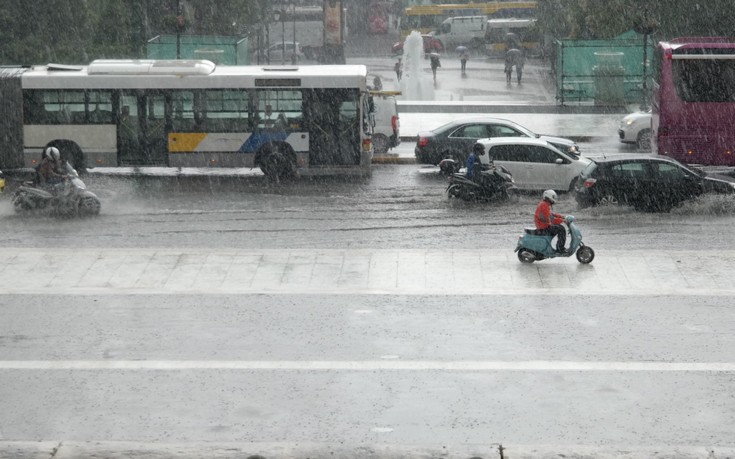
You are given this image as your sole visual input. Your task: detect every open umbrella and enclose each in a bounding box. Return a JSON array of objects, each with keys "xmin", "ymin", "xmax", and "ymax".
[
  {"xmin": 505, "ymin": 32, "xmax": 520, "ymax": 49},
  {"xmin": 455, "ymin": 45, "xmax": 468, "ymax": 54}
]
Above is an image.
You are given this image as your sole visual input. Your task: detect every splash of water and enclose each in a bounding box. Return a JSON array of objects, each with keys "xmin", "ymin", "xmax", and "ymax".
[{"xmin": 400, "ymin": 31, "xmax": 435, "ymax": 101}]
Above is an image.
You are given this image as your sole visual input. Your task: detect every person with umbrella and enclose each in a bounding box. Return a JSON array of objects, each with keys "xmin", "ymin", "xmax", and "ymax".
[
  {"xmin": 456, "ymin": 45, "xmax": 469, "ymax": 76},
  {"xmin": 504, "ymin": 47, "xmax": 525, "ymax": 85},
  {"xmin": 429, "ymin": 52, "xmax": 441, "ymax": 84}
]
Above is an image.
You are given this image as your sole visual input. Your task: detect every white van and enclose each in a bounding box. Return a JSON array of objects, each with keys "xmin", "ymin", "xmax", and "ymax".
[
  {"xmin": 370, "ymin": 91, "xmax": 401, "ymax": 155},
  {"xmin": 434, "ymin": 16, "xmax": 486, "ymax": 50}
]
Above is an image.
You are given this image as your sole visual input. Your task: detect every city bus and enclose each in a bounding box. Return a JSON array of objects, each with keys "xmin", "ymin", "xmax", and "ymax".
[
  {"xmin": 484, "ymin": 18, "xmax": 541, "ymax": 57},
  {"xmin": 0, "ymin": 60, "xmax": 374, "ymax": 179},
  {"xmin": 399, "ymin": 1, "xmax": 536, "ymax": 38},
  {"xmin": 652, "ymin": 37, "xmax": 735, "ymax": 167}
]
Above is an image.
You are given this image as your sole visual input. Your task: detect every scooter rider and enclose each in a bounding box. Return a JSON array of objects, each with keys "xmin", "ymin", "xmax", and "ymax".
[
  {"xmin": 466, "ymin": 143, "xmax": 485, "ymax": 180},
  {"xmin": 535, "ymin": 189, "xmax": 567, "ymax": 253},
  {"xmin": 38, "ymin": 146, "xmax": 67, "ymax": 191}
]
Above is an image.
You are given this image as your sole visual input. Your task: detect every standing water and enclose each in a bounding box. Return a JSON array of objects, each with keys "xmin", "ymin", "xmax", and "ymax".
[{"xmin": 400, "ymin": 31, "xmax": 435, "ymax": 100}]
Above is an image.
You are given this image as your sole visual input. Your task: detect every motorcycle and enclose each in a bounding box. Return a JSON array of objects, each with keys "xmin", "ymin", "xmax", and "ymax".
[
  {"xmin": 12, "ymin": 162, "xmax": 101, "ymax": 217},
  {"xmin": 442, "ymin": 158, "xmax": 517, "ymax": 201},
  {"xmin": 515, "ymin": 215, "xmax": 595, "ymax": 264}
]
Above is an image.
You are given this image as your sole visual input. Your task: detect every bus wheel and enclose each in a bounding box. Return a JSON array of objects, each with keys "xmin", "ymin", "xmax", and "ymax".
[
  {"xmin": 52, "ymin": 141, "xmax": 86, "ymax": 175},
  {"xmin": 260, "ymin": 144, "xmax": 296, "ymax": 183},
  {"xmin": 373, "ymin": 134, "xmax": 389, "ymax": 155}
]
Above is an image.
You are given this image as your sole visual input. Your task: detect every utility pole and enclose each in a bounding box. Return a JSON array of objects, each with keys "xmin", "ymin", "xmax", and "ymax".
[{"xmin": 176, "ymin": 0, "xmax": 184, "ymax": 58}]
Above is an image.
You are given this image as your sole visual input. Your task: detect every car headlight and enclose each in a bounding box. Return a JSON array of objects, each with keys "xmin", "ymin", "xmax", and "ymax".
[{"xmin": 625, "ymin": 119, "xmax": 635, "ymax": 126}]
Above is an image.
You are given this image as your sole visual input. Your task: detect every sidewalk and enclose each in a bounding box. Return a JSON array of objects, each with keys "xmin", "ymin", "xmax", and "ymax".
[{"xmin": 2, "ymin": 247, "xmax": 734, "ymax": 296}]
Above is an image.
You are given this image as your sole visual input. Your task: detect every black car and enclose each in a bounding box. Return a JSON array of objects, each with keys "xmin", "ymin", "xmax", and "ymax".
[
  {"xmin": 574, "ymin": 154, "xmax": 735, "ymax": 212},
  {"xmin": 414, "ymin": 117, "xmax": 579, "ymax": 166}
]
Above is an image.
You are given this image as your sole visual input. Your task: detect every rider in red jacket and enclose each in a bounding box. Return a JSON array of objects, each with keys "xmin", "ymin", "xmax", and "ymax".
[{"xmin": 534, "ymin": 189, "xmax": 567, "ymax": 253}]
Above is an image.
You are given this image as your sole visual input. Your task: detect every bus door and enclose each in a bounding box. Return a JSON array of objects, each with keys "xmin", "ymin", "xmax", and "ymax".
[
  {"xmin": 118, "ymin": 90, "xmax": 169, "ymax": 165},
  {"xmin": 304, "ymin": 89, "xmax": 361, "ymax": 166}
]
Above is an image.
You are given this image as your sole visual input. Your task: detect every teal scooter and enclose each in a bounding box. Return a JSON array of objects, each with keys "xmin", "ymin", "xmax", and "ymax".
[{"xmin": 515, "ymin": 215, "xmax": 595, "ymax": 264}]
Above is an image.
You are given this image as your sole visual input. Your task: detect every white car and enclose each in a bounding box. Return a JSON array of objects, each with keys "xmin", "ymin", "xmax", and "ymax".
[
  {"xmin": 476, "ymin": 137, "xmax": 592, "ymax": 192},
  {"xmin": 255, "ymin": 42, "xmax": 305, "ymax": 63},
  {"xmin": 618, "ymin": 110, "xmax": 652, "ymax": 150}
]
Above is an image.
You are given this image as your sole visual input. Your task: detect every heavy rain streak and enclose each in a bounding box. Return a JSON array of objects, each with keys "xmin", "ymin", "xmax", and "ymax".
[{"xmin": 1, "ymin": 1, "xmax": 735, "ymax": 458}]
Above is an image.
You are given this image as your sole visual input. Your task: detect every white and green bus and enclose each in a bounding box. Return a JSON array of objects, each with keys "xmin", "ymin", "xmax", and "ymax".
[{"xmin": 0, "ymin": 60, "xmax": 374, "ymax": 179}]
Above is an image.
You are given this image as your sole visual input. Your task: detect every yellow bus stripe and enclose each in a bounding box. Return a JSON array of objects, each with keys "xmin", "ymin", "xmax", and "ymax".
[{"xmin": 169, "ymin": 133, "xmax": 208, "ymax": 153}]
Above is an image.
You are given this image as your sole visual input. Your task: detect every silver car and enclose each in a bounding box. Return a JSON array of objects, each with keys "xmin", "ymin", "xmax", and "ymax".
[{"xmin": 476, "ymin": 137, "xmax": 592, "ymax": 192}]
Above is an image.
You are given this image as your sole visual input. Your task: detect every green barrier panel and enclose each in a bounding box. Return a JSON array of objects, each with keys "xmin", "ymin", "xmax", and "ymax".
[
  {"xmin": 554, "ymin": 30, "xmax": 653, "ymax": 106},
  {"xmin": 147, "ymin": 35, "xmax": 249, "ymax": 65}
]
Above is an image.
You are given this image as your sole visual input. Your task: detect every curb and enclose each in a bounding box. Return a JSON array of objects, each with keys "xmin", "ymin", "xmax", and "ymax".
[{"xmin": 372, "ymin": 154, "xmax": 416, "ymax": 164}]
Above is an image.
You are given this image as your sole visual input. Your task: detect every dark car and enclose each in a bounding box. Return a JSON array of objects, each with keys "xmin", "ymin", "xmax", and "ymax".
[
  {"xmin": 414, "ymin": 116, "xmax": 580, "ymax": 166},
  {"xmin": 574, "ymin": 154, "xmax": 735, "ymax": 212},
  {"xmin": 392, "ymin": 34, "xmax": 443, "ymax": 55}
]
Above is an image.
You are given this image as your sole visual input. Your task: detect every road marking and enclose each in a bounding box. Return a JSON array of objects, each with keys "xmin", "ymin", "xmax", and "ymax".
[{"xmin": 1, "ymin": 361, "xmax": 735, "ymax": 372}]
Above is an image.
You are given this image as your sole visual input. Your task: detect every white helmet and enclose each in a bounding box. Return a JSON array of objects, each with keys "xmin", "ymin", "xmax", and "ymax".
[
  {"xmin": 543, "ymin": 189, "xmax": 557, "ymax": 204},
  {"xmin": 45, "ymin": 146, "xmax": 60, "ymax": 161}
]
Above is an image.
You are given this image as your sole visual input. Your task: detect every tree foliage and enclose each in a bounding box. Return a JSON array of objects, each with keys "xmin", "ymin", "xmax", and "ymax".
[
  {"xmin": 537, "ymin": 0, "xmax": 735, "ymax": 41},
  {"xmin": 0, "ymin": 0, "xmax": 267, "ymax": 65}
]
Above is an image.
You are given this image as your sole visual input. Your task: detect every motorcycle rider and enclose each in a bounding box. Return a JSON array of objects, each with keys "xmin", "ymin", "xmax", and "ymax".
[
  {"xmin": 535, "ymin": 189, "xmax": 567, "ymax": 253},
  {"xmin": 37, "ymin": 146, "xmax": 67, "ymax": 191},
  {"xmin": 465, "ymin": 143, "xmax": 485, "ymax": 180}
]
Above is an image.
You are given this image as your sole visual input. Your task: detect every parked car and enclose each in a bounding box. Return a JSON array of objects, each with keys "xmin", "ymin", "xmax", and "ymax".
[
  {"xmin": 392, "ymin": 34, "xmax": 444, "ymax": 55},
  {"xmin": 415, "ymin": 116, "xmax": 580, "ymax": 166},
  {"xmin": 475, "ymin": 137, "xmax": 592, "ymax": 191},
  {"xmin": 618, "ymin": 109, "xmax": 652, "ymax": 150},
  {"xmin": 255, "ymin": 42, "xmax": 305, "ymax": 63},
  {"xmin": 574, "ymin": 154, "xmax": 735, "ymax": 212},
  {"xmin": 0, "ymin": 169, "xmax": 5, "ymax": 192}
]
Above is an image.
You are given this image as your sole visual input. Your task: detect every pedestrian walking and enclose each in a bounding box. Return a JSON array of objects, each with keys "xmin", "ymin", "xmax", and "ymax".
[
  {"xmin": 429, "ymin": 53, "xmax": 441, "ymax": 84},
  {"xmin": 460, "ymin": 50, "xmax": 469, "ymax": 76},
  {"xmin": 504, "ymin": 48, "xmax": 524, "ymax": 85},
  {"xmin": 394, "ymin": 58, "xmax": 402, "ymax": 81}
]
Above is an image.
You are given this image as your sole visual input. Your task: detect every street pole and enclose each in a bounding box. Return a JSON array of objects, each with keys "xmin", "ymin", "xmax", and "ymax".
[
  {"xmin": 640, "ymin": 32, "xmax": 648, "ymax": 110},
  {"xmin": 292, "ymin": 3, "xmax": 297, "ymax": 64},
  {"xmin": 176, "ymin": 0, "xmax": 182, "ymax": 59},
  {"xmin": 282, "ymin": 11, "xmax": 286, "ymax": 64}
]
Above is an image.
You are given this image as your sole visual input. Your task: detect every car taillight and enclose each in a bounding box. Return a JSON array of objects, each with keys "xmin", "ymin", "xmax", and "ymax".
[
  {"xmin": 391, "ymin": 115, "xmax": 399, "ymax": 133},
  {"xmin": 583, "ymin": 178, "xmax": 597, "ymax": 188},
  {"xmin": 417, "ymin": 136, "xmax": 430, "ymax": 148}
]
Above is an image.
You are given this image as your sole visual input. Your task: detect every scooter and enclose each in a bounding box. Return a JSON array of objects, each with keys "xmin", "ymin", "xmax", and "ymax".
[
  {"xmin": 12, "ymin": 162, "xmax": 101, "ymax": 217},
  {"xmin": 515, "ymin": 215, "xmax": 595, "ymax": 264},
  {"xmin": 443, "ymin": 160, "xmax": 518, "ymax": 201}
]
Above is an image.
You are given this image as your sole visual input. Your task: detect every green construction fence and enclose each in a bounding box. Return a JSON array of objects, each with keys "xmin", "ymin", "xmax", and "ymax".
[
  {"xmin": 147, "ymin": 34, "xmax": 249, "ymax": 65},
  {"xmin": 554, "ymin": 30, "xmax": 653, "ymax": 106}
]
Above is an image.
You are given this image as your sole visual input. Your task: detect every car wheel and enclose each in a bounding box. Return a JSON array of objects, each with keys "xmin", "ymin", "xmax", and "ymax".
[
  {"xmin": 373, "ymin": 134, "xmax": 389, "ymax": 155},
  {"xmin": 597, "ymin": 194, "xmax": 619, "ymax": 206},
  {"xmin": 637, "ymin": 129, "xmax": 652, "ymax": 151}
]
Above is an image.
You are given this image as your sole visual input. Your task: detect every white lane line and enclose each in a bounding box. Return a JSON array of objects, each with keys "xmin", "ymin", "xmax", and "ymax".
[
  {"xmin": 1, "ymin": 361, "xmax": 735, "ymax": 372},
  {"xmin": 2, "ymin": 287, "xmax": 735, "ymax": 296}
]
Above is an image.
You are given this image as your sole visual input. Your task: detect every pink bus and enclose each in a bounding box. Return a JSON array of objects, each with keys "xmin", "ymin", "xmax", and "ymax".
[{"xmin": 652, "ymin": 37, "xmax": 735, "ymax": 166}]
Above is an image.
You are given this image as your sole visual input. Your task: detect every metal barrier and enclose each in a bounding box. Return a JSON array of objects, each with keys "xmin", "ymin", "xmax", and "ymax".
[{"xmin": 553, "ymin": 30, "xmax": 652, "ymax": 106}]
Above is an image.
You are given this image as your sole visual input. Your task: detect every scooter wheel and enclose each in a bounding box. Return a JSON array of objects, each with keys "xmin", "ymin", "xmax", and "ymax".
[
  {"xmin": 12, "ymin": 197, "xmax": 32, "ymax": 213},
  {"xmin": 517, "ymin": 249, "xmax": 535, "ymax": 264},
  {"xmin": 576, "ymin": 246, "xmax": 595, "ymax": 264},
  {"xmin": 78, "ymin": 196, "xmax": 101, "ymax": 216}
]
